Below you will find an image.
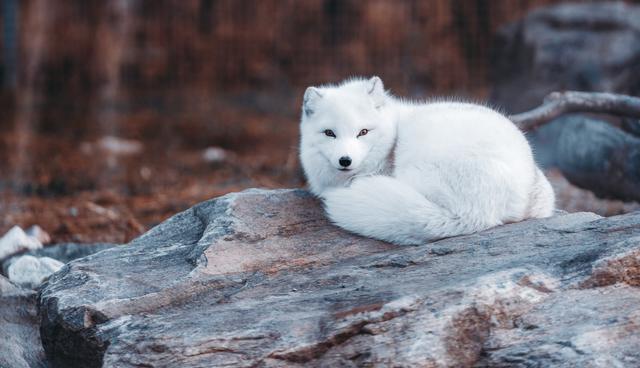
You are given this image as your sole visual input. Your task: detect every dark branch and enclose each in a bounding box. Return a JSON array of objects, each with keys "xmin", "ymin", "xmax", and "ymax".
[{"xmin": 509, "ymin": 91, "xmax": 640, "ymax": 131}]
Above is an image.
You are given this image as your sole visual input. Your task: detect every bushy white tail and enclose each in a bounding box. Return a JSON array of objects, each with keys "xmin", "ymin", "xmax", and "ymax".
[
  {"xmin": 323, "ymin": 176, "xmax": 493, "ymax": 245},
  {"xmin": 527, "ymin": 168, "xmax": 555, "ymax": 218}
]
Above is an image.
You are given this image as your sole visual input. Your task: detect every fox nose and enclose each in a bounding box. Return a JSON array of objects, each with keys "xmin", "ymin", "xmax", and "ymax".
[{"xmin": 339, "ymin": 156, "xmax": 352, "ymax": 168}]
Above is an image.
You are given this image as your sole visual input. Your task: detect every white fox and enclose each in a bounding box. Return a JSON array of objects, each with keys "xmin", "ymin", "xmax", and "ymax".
[{"xmin": 299, "ymin": 76, "xmax": 555, "ymax": 245}]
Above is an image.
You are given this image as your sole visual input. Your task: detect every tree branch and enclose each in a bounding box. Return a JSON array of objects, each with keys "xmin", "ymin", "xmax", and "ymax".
[{"xmin": 509, "ymin": 91, "xmax": 640, "ymax": 131}]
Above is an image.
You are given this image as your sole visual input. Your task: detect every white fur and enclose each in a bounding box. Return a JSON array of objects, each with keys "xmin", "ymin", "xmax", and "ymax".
[{"xmin": 299, "ymin": 77, "xmax": 555, "ymax": 245}]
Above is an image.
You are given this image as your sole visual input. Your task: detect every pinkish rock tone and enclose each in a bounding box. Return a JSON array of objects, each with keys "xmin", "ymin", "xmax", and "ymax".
[{"xmin": 38, "ymin": 189, "xmax": 640, "ymax": 367}]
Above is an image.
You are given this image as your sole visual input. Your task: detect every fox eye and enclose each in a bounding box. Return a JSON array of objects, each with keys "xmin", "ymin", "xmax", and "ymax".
[
  {"xmin": 357, "ymin": 129, "xmax": 369, "ymax": 137},
  {"xmin": 324, "ymin": 129, "xmax": 336, "ymax": 138}
]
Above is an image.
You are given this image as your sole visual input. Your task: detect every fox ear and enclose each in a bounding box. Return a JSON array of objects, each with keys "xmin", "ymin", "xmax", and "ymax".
[
  {"xmin": 303, "ymin": 87, "xmax": 323, "ymax": 116},
  {"xmin": 367, "ymin": 76, "xmax": 385, "ymax": 108}
]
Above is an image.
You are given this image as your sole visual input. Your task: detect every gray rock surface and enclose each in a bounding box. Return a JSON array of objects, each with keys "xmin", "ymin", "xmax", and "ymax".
[
  {"xmin": 0, "ymin": 275, "xmax": 47, "ymax": 368},
  {"xmin": 490, "ymin": 2, "xmax": 640, "ymax": 202},
  {"xmin": 39, "ymin": 189, "xmax": 640, "ymax": 367},
  {"xmin": 531, "ymin": 116, "xmax": 640, "ymax": 202},
  {"xmin": 491, "ymin": 2, "xmax": 640, "ymax": 113},
  {"xmin": 30, "ymin": 242, "xmax": 116, "ymax": 264}
]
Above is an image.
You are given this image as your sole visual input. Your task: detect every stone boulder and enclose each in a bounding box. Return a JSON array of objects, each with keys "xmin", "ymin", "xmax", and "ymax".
[
  {"xmin": 490, "ymin": 2, "xmax": 640, "ymax": 202},
  {"xmin": 0, "ymin": 276, "xmax": 47, "ymax": 368},
  {"xmin": 491, "ymin": 2, "xmax": 640, "ymax": 113},
  {"xmin": 530, "ymin": 115, "xmax": 640, "ymax": 202},
  {"xmin": 39, "ymin": 189, "xmax": 640, "ymax": 367}
]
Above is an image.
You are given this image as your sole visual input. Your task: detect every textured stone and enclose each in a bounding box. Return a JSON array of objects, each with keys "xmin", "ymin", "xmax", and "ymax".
[
  {"xmin": 491, "ymin": 2, "xmax": 640, "ymax": 113},
  {"xmin": 531, "ymin": 116, "xmax": 640, "ymax": 202},
  {"xmin": 478, "ymin": 286, "xmax": 640, "ymax": 367},
  {"xmin": 38, "ymin": 189, "xmax": 640, "ymax": 367},
  {"xmin": 491, "ymin": 2, "xmax": 640, "ymax": 202},
  {"xmin": 0, "ymin": 276, "xmax": 47, "ymax": 368}
]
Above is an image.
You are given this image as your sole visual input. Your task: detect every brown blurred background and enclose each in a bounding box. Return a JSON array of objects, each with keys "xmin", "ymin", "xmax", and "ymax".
[{"xmin": 1, "ymin": 0, "xmax": 639, "ymax": 243}]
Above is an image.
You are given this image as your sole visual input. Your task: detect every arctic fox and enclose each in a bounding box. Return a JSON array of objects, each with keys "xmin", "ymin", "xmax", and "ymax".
[{"xmin": 299, "ymin": 76, "xmax": 555, "ymax": 245}]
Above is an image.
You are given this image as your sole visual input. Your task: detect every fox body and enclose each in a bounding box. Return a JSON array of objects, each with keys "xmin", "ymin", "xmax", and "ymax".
[{"xmin": 299, "ymin": 77, "xmax": 555, "ymax": 245}]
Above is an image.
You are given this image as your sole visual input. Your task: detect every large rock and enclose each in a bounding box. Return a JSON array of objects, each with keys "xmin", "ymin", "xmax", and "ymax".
[
  {"xmin": 491, "ymin": 2, "xmax": 640, "ymax": 113},
  {"xmin": 0, "ymin": 276, "xmax": 47, "ymax": 368},
  {"xmin": 490, "ymin": 2, "xmax": 640, "ymax": 202},
  {"xmin": 530, "ymin": 116, "xmax": 640, "ymax": 202},
  {"xmin": 39, "ymin": 189, "xmax": 640, "ymax": 367}
]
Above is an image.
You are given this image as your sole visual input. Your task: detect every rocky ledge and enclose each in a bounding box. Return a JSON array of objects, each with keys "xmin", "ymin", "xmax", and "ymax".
[{"xmin": 39, "ymin": 189, "xmax": 640, "ymax": 367}]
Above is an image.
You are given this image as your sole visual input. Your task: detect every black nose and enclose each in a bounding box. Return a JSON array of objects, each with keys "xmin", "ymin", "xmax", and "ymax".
[{"xmin": 339, "ymin": 156, "xmax": 352, "ymax": 167}]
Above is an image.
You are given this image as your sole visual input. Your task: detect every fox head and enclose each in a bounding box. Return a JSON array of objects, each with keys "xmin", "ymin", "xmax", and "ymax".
[{"xmin": 299, "ymin": 76, "xmax": 397, "ymax": 196}]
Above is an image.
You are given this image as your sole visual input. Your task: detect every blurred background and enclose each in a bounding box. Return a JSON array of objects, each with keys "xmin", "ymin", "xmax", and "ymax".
[{"xmin": 1, "ymin": 0, "xmax": 640, "ymax": 244}]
